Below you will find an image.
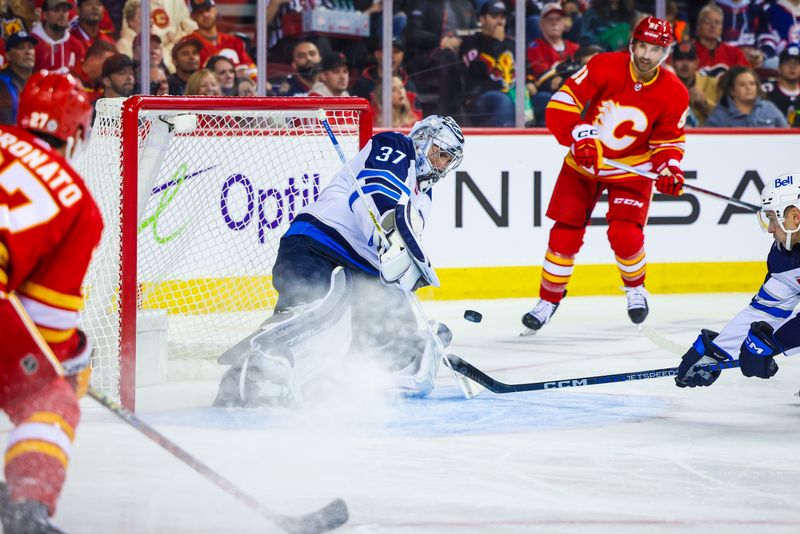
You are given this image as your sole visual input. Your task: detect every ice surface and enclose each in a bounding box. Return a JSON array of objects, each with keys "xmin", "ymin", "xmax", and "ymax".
[{"xmin": 4, "ymin": 293, "xmax": 799, "ymax": 533}]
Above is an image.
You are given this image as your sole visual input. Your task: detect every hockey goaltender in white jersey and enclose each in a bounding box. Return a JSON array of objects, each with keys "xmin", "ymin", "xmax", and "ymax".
[
  {"xmin": 215, "ymin": 115, "xmax": 465, "ymax": 407},
  {"xmin": 676, "ymin": 173, "xmax": 800, "ymax": 388}
]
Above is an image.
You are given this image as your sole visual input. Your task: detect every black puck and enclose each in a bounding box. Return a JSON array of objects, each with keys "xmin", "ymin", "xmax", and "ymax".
[{"xmin": 464, "ymin": 310, "xmax": 483, "ymax": 323}]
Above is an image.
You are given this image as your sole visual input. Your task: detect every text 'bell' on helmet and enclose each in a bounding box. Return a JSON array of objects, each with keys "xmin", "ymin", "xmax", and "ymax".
[
  {"xmin": 17, "ymin": 70, "xmax": 92, "ymax": 145},
  {"xmin": 409, "ymin": 115, "xmax": 465, "ymax": 193},
  {"xmin": 758, "ymin": 173, "xmax": 800, "ymax": 249},
  {"xmin": 632, "ymin": 16, "xmax": 674, "ymax": 48}
]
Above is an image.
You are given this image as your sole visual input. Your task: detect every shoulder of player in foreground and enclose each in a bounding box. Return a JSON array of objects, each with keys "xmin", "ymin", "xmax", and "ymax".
[
  {"xmin": 370, "ymin": 131, "xmax": 416, "ymax": 157},
  {"xmin": 767, "ymin": 242, "xmax": 800, "ymax": 274},
  {"xmin": 659, "ymin": 67, "xmax": 690, "ymax": 96}
]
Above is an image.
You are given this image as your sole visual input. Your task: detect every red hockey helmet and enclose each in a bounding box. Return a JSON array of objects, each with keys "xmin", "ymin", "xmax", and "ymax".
[
  {"xmin": 17, "ymin": 71, "xmax": 92, "ymax": 144},
  {"xmin": 632, "ymin": 16, "xmax": 674, "ymax": 48}
]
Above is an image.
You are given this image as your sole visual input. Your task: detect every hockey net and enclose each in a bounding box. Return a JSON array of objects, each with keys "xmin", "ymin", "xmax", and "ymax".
[{"xmin": 78, "ymin": 96, "xmax": 372, "ymax": 410}]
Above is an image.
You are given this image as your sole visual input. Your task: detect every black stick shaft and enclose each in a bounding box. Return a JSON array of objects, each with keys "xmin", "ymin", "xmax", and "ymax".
[
  {"xmin": 446, "ymin": 355, "xmax": 740, "ymax": 394},
  {"xmin": 88, "ymin": 387, "xmax": 348, "ymax": 534}
]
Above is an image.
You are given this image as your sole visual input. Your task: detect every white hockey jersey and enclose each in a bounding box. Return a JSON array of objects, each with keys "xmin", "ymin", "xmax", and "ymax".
[
  {"xmin": 712, "ymin": 242, "xmax": 800, "ymax": 357},
  {"xmin": 285, "ymin": 132, "xmax": 431, "ymax": 275}
]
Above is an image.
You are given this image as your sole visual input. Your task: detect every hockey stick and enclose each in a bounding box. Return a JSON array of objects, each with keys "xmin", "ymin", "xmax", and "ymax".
[
  {"xmin": 445, "ymin": 354, "xmax": 740, "ymax": 394},
  {"xmin": 316, "ymin": 111, "xmax": 480, "ymax": 399},
  {"xmin": 604, "ymin": 158, "xmax": 760, "ymax": 212},
  {"xmin": 88, "ymin": 387, "xmax": 349, "ymax": 534}
]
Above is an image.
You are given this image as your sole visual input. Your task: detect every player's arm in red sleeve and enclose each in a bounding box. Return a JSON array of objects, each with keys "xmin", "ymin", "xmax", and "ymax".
[
  {"xmin": 545, "ymin": 54, "xmax": 603, "ymax": 146},
  {"xmin": 650, "ymin": 82, "xmax": 689, "ymax": 196},
  {"xmin": 545, "ymin": 54, "xmax": 605, "ymax": 173}
]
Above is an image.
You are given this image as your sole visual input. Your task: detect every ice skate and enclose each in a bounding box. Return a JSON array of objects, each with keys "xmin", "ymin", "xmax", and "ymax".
[
  {"xmin": 521, "ymin": 299, "xmax": 560, "ymax": 335},
  {"xmin": 623, "ymin": 285, "xmax": 650, "ymax": 324},
  {"xmin": 0, "ymin": 482, "xmax": 67, "ymax": 534}
]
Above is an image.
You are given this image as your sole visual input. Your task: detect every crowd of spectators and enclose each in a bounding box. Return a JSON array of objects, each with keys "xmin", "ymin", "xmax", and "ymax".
[{"xmin": 1, "ymin": 0, "xmax": 799, "ymax": 129}]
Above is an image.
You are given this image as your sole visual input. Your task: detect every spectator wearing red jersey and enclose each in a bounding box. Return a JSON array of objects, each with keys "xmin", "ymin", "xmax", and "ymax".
[
  {"xmin": 527, "ymin": 3, "xmax": 580, "ymax": 125},
  {"xmin": 31, "ymin": 0, "xmax": 83, "ymax": 72},
  {"xmin": 68, "ymin": 0, "xmax": 116, "ymax": 62},
  {"xmin": 71, "ymin": 38, "xmax": 115, "ymax": 103},
  {"xmin": 528, "ymin": 3, "xmax": 580, "ymax": 89},
  {"xmin": 188, "ymin": 0, "xmax": 254, "ymax": 78},
  {"xmin": 694, "ymin": 3, "xmax": 748, "ymax": 78}
]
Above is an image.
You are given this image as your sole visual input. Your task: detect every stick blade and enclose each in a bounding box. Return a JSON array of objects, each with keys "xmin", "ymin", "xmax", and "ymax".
[{"xmin": 275, "ymin": 498, "xmax": 349, "ymax": 534}]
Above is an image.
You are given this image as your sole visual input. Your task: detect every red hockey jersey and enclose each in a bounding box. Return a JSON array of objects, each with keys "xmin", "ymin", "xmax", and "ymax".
[
  {"xmin": 546, "ymin": 51, "xmax": 689, "ymax": 182},
  {"xmin": 190, "ymin": 31, "xmax": 254, "ymax": 72},
  {"xmin": 0, "ymin": 126, "xmax": 103, "ymax": 361}
]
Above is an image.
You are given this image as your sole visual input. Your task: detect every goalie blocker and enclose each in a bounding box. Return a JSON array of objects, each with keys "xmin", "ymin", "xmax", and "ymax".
[{"xmin": 214, "ymin": 116, "xmax": 465, "ymax": 406}]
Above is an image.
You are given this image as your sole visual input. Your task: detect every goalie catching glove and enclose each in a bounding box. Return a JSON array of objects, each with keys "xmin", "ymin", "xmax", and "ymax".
[{"xmin": 376, "ymin": 199, "xmax": 439, "ymax": 292}]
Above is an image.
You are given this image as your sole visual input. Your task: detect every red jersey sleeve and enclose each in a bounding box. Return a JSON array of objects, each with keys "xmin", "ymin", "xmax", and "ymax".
[
  {"xmin": 649, "ymin": 78, "xmax": 689, "ymax": 167},
  {"xmin": 545, "ymin": 54, "xmax": 605, "ymax": 147}
]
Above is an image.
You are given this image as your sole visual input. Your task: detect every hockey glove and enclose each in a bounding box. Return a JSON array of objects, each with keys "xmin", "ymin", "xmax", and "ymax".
[
  {"xmin": 739, "ymin": 321, "xmax": 780, "ymax": 379},
  {"xmin": 570, "ymin": 123, "xmax": 603, "ymax": 174},
  {"xmin": 654, "ymin": 159, "xmax": 685, "ymax": 196},
  {"xmin": 675, "ymin": 329, "xmax": 731, "ymax": 388}
]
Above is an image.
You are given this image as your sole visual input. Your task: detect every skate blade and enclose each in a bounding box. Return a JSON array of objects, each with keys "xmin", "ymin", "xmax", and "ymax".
[{"xmin": 519, "ymin": 327, "xmax": 539, "ymax": 337}]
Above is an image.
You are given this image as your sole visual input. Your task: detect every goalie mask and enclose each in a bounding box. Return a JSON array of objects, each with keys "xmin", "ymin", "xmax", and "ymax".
[
  {"xmin": 758, "ymin": 173, "xmax": 800, "ymax": 249},
  {"xmin": 409, "ymin": 115, "xmax": 465, "ymax": 193}
]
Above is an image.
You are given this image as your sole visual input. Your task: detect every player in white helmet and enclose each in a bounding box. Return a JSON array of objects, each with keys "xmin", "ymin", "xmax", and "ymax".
[
  {"xmin": 675, "ymin": 173, "xmax": 800, "ymax": 388},
  {"xmin": 214, "ymin": 115, "xmax": 465, "ymax": 407}
]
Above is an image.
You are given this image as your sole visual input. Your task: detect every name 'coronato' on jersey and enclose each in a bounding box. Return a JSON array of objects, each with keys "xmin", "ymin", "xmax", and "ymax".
[
  {"xmin": 285, "ymin": 131, "xmax": 430, "ymax": 274},
  {"xmin": 712, "ymin": 242, "xmax": 800, "ymax": 357},
  {"xmin": 546, "ymin": 51, "xmax": 690, "ymax": 181}
]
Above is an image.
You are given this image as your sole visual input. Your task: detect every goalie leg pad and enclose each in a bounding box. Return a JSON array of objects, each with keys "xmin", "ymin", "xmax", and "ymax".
[
  {"xmin": 215, "ymin": 267, "xmax": 352, "ymax": 407},
  {"xmin": 389, "ymin": 322, "xmax": 451, "ymax": 397}
]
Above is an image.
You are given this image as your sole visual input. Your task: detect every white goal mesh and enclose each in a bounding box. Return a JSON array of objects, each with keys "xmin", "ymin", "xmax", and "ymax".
[{"xmin": 77, "ymin": 96, "xmax": 370, "ymax": 409}]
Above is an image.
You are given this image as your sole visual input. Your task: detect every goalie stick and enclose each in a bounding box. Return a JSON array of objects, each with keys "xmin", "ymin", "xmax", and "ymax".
[
  {"xmin": 317, "ymin": 110, "xmax": 481, "ymax": 399},
  {"xmin": 445, "ymin": 354, "xmax": 741, "ymax": 394},
  {"xmin": 88, "ymin": 387, "xmax": 348, "ymax": 534}
]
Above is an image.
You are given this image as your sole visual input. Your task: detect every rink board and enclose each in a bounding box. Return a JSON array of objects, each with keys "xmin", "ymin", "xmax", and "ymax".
[{"xmin": 132, "ymin": 131, "xmax": 797, "ymax": 309}]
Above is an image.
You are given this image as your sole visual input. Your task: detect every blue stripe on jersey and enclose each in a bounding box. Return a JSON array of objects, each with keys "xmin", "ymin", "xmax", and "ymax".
[
  {"xmin": 749, "ymin": 300, "xmax": 793, "ymax": 319},
  {"xmin": 356, "ymin": 168, "xmax": 411, "ymax": 196},
  {"xmin": 757, "ymin": 287, "xmax": 779, "ymax": 302},
  {"xmin": 348, "ymin": 184, "xmax": 401, "ymax": 211},
  {"xmin": 284, "ymin": 220, "xmax": 377, "ymax": 275},
  {"xmin": 363, "ymin": 176, "xmax": 404, "ymax": 196}
]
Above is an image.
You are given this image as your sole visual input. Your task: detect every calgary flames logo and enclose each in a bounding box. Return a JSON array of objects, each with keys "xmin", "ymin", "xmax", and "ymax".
[{"xmin": 594, "ymin": 100, "xmax": 649, "ymax": 151}]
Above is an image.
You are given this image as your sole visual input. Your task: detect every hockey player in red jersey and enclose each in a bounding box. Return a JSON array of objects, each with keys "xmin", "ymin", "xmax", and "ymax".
[
  {"xmin": 0, "ymin": 71, "xmax": 103, "ymax": 533},
  {"xmin": 522, "ymin": 16, "xmax": 689, "ymax": 334}
]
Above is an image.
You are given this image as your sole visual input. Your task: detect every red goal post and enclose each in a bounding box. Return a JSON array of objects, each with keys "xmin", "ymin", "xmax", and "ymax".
[{"xmin": 79, "ymin": 96, "xmax": 372, "ymax": 411}]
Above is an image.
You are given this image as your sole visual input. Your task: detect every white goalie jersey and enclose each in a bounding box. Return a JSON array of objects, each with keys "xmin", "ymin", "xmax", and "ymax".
[{"xmin": 285, "ymin": 132, "xmax": 432, "ymax": 275}]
